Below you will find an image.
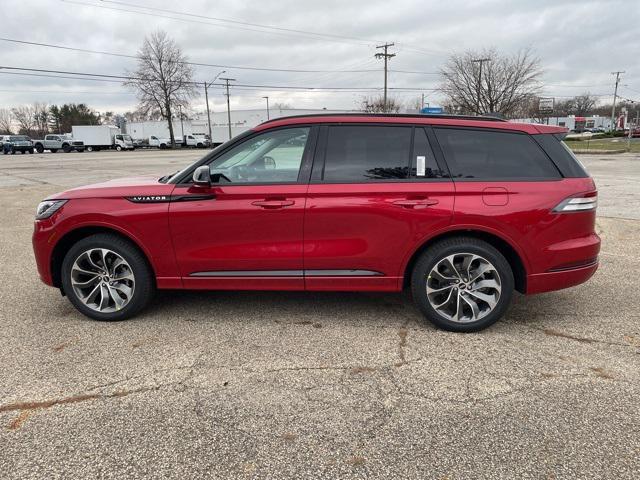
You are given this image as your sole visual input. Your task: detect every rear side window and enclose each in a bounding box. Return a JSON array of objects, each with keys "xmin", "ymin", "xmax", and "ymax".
[
  {"xmin": 533, "ymin": 134, "xmax": 589, "ymax": 178},
  {"xmin": 434, "ymin": 128, "xmax": 561, "ymax": 180},
  {"xmin": 323, "ymin": 126, "xmax": 412, "ymax": 181}
]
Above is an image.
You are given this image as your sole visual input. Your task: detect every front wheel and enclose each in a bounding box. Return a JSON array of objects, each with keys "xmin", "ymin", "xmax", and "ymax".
[
  {"xmin": 35, "ymin": 144, "xmax": 44, "ymax": 153},
  {"xmin": 115, "ymin": 145, "xmax": 122, "ymax": 151},
  {"xmin": 411, "ymin": 237, "xmax": 514, "ymax": 332},
  {"xmin": 62, "ymin": 144, "xmax": 72, "ymax": 153},
  {"xmin": 61, "ymin": 234, "xmax": 154, "ymax": 321}
]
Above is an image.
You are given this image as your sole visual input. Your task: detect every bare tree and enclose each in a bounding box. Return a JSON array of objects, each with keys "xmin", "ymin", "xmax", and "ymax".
[
  {"xmin": 272, "ymin": 102, "xmax": 292, "ymax": 110},
  {"xmin": 0, "ymin": 108, "xmax": 13, "ymax": 134},
  {"xmin": 360, "ymin": 95, "xmax": 402, "ymax": 113},
  {"xmin": 125, "ymin": 30, "xmax": 197, "ymax": 146},
  {"xmin": 33, "ymin": 102, "xmax": 49, "ymax": 137},
  {"xmin": 11, "ymin": 105, "xmax": 36, "ymax": 136},
  {"xmin": 439, "ymin": 48, "xmax": 542, "ymax": 117},
  {"xmin": 572, "ymin": 93, "xmax": 597, "ymax": 116}
]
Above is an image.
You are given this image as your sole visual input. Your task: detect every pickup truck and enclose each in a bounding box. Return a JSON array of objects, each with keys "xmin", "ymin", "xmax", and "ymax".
[
  {"xmin": 149, "ymin": 136, "xmax": 173, "ymax": 149},
  {"xmin": 33, "ymin": 134, "xmax": 85, "ymax": 153},
  {"xmin": 1, "ymin": 135, "xmax": 34, "ymax": 154}
]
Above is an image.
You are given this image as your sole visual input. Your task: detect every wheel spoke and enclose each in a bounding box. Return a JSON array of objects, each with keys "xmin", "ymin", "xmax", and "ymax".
[
  {"xmin": 432, "ymin": 287, "xmax": 455, "ymax": 309},
  {"xmin": 466, "ymin": 290, "xmax": 497, "ymax": 309},
  {"xmin": 71, "ymin": 274, "xmax": 100, "ymax": 288},
  {"xmin": 443, "ymin": 256, "xmax": 463, "ymax": 280},
  {"xmin": 471, "ymin": 278, "xmax": 500, "ymax": 291},
  {"xmin": 460, "ymin": 293, "xmax": 481, "ymax": 320}
]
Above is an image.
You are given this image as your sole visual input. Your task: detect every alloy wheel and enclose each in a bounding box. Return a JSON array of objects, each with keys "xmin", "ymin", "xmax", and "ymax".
[
  {"xmin": 426, "ymin": 253, "xmax": 501, "ymax": 323},
  {"xmin": 70, "ymin": 248, "xmax": 135, "ymax": 313}
]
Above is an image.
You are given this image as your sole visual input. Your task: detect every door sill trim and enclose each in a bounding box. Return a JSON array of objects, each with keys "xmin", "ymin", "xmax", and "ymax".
[{"xmin": 189, "ymin": 269, "xmax": 384, "ymax": 277}]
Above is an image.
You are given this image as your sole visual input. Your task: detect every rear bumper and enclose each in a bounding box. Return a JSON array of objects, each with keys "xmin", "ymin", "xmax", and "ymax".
[{"xmin": 526, "ymin": 260, "xmax": 598, "ymax": 294}]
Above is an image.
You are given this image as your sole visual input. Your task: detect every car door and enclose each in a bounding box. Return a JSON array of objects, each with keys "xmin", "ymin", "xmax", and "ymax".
[
  {"xmin": 169, "ymin": 126, "xmax": 317, "ymax": 290},
  {"xmin": 304, "ymin": 124, "xmax": 455, "ymax": 291}
]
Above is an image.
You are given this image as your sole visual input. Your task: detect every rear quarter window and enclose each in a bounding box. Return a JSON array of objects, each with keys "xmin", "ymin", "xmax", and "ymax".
[
  {"xmin": 533, "ymin": 134, "xmax": 589, "ymax": 178},
  {"xmin": 433, "ymin": 128, "xmax": 561, "ymax": 180}
]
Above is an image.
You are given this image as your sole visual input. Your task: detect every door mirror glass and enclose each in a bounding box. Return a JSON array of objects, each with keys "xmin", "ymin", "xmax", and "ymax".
[
  {"xmin": 262, "ymin": 156, "xmax": 276, "ymax": 169},
  {"xmin": 192, "ymin": 165, "xmax": 211, "ymax": 186}
]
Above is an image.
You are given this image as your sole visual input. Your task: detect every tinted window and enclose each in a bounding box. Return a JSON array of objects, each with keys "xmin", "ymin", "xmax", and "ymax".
[
  {"xmin": 209, "ymin": 127, "xmax": 309, "ymax": 183},
  {"xmin": 323, "ymin": 126, "xmax": 411, "ymax": 181},
  {"xmin": 434, "ymin": 128, "xmax": 561, "ymax": 180},
  {"xmin": 411, "ymin": 127, "xmax": 446, "ymax": 178},
  {"xmin": 533, "ymin": 134, "xmax": 588, "ymax": 178}
]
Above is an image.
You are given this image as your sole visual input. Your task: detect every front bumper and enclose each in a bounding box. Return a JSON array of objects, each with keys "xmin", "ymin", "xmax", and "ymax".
[{"xmin": 32, "ymin": 220, "xmax": 56, "ymax": 286}]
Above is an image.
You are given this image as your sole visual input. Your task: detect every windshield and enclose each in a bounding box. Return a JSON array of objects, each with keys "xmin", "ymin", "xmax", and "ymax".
[
  {"xmin": 10, "ymin": 136, "xmax": 29, "ymax": 141},
  {"xmin": 122, "ymin": 135, "xmax": 132, "ymax": 141}
]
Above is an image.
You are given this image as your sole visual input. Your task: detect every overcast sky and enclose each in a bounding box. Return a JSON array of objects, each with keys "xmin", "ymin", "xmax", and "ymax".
[{"xmin": 1, "ymin": 0, "xmax": 638, "ymax": 115}]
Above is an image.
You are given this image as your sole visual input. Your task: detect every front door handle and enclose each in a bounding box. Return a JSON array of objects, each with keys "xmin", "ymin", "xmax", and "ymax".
[
  {"xmin": 252, "ymin": 199, "xmax": 295, "ymax": 209},
  {"xmin": 392, "ymin": 199, "xmax": 439, "ymax": 209}
]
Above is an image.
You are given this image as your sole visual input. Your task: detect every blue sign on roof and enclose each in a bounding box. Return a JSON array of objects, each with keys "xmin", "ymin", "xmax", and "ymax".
[{"xmin": 420, "ymin": 107, "xmax": 444, "ymax": 114}]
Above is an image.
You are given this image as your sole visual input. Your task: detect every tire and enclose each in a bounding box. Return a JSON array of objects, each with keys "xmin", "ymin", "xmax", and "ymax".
[
  {"xmin": 86, "ymin": 146, "xmax": 93, "ymax": 152},
  {"xmin": 50, "ymin": 149, "xmax": 58, "ymax": 153},
  {"xmin": 61, "ymin": 234, "xmax": 154, "ymax": 321},
  {"xmin": 62, "ymin": 144, "xmax": 72, "ymax": 153},
  {"xmin": 35, "ymin": 144, "xmax": 44, "ymax": 153},
  {"xmin": 77, "ymin": 148, "xmax": 85, "ymax": 153},
  {"xmin": 10, "ymin": 147, "xmax": 15, "ymax": 154},
  {"xmin": 410, "ymin": 236, "xmax": 514, "ymax": 332},
  {"xmin": 115, "ymin": 145, "xmax": 122, "ymax": 151},
  {"xmin": 28, "ymin": 148, "xmax": 34, "ymax": 154}
]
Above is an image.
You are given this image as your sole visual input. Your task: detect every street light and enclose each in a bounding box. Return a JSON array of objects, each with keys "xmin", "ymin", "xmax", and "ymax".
[
  {"xmin": 262, "ymin": 96, "xmax": 270, "ymax": 120},
  {"xmin": 204, "ymin": 70, "xmax": 225, "ymax": 144}
]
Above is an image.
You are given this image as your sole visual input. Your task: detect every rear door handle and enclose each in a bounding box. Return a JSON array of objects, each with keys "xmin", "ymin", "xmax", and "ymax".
[
  {"xmin": 392, "ymin": 199, "xmax": 439, "ymax": 209},
  {"xmin": 251, "ymin": 199, "xmax": 295, "ymax": 209}
]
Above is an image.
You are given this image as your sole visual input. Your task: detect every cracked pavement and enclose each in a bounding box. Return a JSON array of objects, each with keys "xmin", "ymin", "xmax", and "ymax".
[{"xmin": 0, "ymin": 150, "xmax": 639, "ymax": 479}]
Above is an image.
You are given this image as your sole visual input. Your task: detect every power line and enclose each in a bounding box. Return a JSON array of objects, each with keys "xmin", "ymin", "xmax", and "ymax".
[{"xmin": 0, "ymin": 65, "xmax": 438, "ymax": 92}]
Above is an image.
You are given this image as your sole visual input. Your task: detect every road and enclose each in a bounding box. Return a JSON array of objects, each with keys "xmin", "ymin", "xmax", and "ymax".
[{"xmin": 0, "ymin": 149, "xmax": 638, "ymax": 479}]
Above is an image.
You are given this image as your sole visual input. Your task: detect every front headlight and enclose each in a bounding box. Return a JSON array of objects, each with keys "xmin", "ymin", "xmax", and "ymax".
[{"xmin": 35, "ymin": 200, "xmax": 67, "ymax": 220}]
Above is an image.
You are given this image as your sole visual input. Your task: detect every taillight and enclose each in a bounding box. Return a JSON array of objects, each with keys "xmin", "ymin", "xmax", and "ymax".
[{"xmin": 553, "ymin": 192, "xmax": 597, "ymax": 213}]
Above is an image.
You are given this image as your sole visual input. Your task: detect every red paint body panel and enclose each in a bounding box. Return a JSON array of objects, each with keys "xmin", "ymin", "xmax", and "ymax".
[
  {"xmin": 168, "ymin": 184, "xmax": 306, "ymax": 289},
  {"xmin": 304, "ymin": 182, "xmax": 455, "ymax": 290},
  {"xmin": 32, "ymin": 115, "xmax": 597, "ymax": 300}
]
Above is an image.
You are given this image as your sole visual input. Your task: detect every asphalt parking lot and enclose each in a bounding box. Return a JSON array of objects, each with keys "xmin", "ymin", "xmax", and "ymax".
[{"xmin": 1, "ymin": 149, "xmax": 639, "ymax": 479}]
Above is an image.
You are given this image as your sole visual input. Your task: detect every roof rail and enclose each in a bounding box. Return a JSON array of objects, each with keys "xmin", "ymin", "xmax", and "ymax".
[{"xmin": 259, "ymin": 112, "xmax": 508, "ymax": 125}]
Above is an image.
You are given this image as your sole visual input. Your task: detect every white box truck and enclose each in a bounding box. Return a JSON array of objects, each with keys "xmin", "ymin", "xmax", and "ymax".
[{"xmin": 71, "ymin": 125, "xmax": 134, "ymax": 152}]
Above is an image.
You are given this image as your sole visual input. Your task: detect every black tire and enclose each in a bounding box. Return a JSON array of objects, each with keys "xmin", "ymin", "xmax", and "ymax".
[
  {"xmin": 35, "ymin": 144, "xmax": 44, "ymax": 153},
  {"xmin": 77, "ymin": 148, "xmax": 85, "ymax": 153},
  {"xmin": 62, "ymin": 144, "xmax": 72, "ymax": 153},
  {"xmin": 86, "ymin": 146, "xmax": 93, "ymax": 152},
  {"xmin": 10, "ymin": 147, "xmax": 15, "ymax": 154},
  {"xmin": 115, "ymin": 145, "xmax": 122, "ymax": 151},
  {"xmin": 61, "ymin": 233, "xmax": 154, "ymax": 321},
  {"xmin": 50, "ymin": 148, "xmax": 58, "ymax": 153},
  {"xmin": 410, "ymin": 236, "xmax": 514, "ymax": 332},
  {"xmin": 28, "ymin": 148, "xmax": 34, "ymax": 154}
]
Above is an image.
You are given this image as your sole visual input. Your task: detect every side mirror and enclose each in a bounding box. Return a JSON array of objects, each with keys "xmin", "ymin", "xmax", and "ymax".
[{"xmin": 192, "ymin": 165, "xmax": 211, "ymax": 187}]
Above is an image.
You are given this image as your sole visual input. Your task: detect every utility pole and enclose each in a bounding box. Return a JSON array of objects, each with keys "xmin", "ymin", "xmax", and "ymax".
[
  {"xmin": 421, "ymin": 93, "xmax": 425, "ymax": 110},
  {"xmin": 471, "ymin": 58, "xmax": 491, "ymax": 115},
  {"xmin": 204, "ymin": 70, "xmax": 225, "ymax": 144},
  {"xmin": 263, "ymin": 96, "xmax": 270, "ymax": 120},
  {"xmin": 375, "ymin": 43, "xmax": 395, "ymax": 112},
  {"xmin": 220, "ymin": 77, "xmax": 236, "ymax": 140},
  {"xmin": 178, "ymin": 105, "xmax": 184, "ymax": 141},
  {"xmin": 610, "ymin": 71, "xmax": 625, "ymax": 132}
]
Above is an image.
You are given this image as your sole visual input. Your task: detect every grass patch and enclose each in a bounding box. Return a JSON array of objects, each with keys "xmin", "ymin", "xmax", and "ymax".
[{"xmin": 564, "ymin": 138, "xmax": 640, "ymax": 153}]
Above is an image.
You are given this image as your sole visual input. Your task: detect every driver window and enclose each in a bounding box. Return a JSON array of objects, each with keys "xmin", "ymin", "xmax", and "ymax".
[{"xmin": 209, "ymin": 127, "xmax": 309, "ymax": 184}]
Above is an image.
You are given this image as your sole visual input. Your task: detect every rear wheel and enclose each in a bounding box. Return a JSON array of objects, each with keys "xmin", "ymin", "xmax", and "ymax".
[
  {"xmin": 411, "ymin": 237, "xmax": 514, "ymax": 332},
  {"xmin": 86, "ymin": 146, "xmax": 93, "ymax": 152},
  {"xmin": 61, "ymin": 234, "xmax": 154, "ymax": 321},
  {"xmin": 35, "ymin": 144, "xmax": 44, "ymax": 153},
  {"xmin": 28, "ymin": 148, "xmax": 34, "ymax": 154},
  {"xmin": 50, "ymin": 148, "xmax": 58, "ymax": 153}
]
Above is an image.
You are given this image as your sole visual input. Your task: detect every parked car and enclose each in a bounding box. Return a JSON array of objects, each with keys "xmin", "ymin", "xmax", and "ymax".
[
  {"xmin": 630, "ymin": 127, "xmax": 640, "ymax": 138},
  {"xmin": 2, "ymin": 135, "xmax": 34, "ymax": 154},
  {"xmin": 32, "ymin": 114, "xmax": 600, "ymax": 332},
  {"xmin": 33, "ymin": 134, "xmax": 85, "ymax": 153}
]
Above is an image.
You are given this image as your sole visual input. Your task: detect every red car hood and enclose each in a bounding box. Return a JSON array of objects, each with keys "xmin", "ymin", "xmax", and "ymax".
[{"xmin": 48, "ymin": 175, "xmax": 175, "ymax": 200}]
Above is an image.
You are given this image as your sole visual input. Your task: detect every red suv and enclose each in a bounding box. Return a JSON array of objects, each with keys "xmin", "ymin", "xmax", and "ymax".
[{"xmin": 32, "ymin": 114, "xmax": 600, "ymax": 331}]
